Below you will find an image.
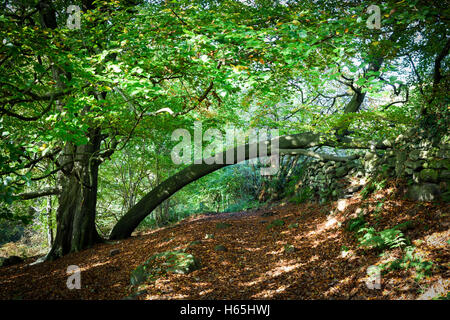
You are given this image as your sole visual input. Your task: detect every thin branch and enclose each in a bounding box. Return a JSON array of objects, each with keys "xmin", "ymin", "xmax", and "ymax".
[{"xmin": 17, "ymin": 187, "xmax": 61, "ymax": 200}]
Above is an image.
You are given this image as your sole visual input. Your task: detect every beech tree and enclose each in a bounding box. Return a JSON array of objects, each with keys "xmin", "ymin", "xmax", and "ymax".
[{"xmin": 1, "ymin": 0, "xmax": 448, "ymax": 259}]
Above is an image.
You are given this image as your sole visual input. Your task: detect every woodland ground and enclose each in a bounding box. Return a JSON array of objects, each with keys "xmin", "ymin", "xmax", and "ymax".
[{"xmin": 0, "ymin": 187, "xmax": 449, "ymax": 300}]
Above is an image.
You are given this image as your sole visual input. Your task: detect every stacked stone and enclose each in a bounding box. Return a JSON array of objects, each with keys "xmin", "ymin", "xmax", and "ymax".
[
  {"xmin": 295, "ymin": 129, "xmax": 449, "ymax": 203},
  {"xmin": 301, "ymin": 158, "xmax": 364, "ymax": 202}
]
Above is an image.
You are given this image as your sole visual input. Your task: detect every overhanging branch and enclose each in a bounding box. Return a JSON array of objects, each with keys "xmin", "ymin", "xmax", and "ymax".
[
  {"xmin": 17, "ymin": 187, "xmax": 61, "ymax": 200},
  {"xmin": 278, "ymin": 149, "xmax": 358, "ymax": 162}
]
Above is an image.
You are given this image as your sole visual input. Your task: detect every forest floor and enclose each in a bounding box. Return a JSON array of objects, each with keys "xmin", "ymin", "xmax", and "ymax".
[{"xmin": 0, "ymin": 188, "xmax": 449, "ymax": 300}]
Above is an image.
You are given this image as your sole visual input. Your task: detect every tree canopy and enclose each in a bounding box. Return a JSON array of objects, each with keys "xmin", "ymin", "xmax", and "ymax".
[{"xmin": 0, "ymin": 0, "xmax": 448, "ymax": 259}]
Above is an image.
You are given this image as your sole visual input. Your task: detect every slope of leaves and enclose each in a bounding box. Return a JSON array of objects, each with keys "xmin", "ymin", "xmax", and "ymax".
[{"xmin": 0, "ymin": 190, "xmax": 448, "ymax": 300}]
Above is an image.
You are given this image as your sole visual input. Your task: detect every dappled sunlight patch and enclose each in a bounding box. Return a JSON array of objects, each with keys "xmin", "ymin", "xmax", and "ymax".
[
  {"xmin": 323, "ymin": 275, "xmax": 356, "ymax": 297},
  {"xmin": 266, "ymin": 248, "xmax": 284, "ymax": 256},
  {"xmin": 243, "ymin": 247, "xmax": 262, "ymax": 252},
  {"xmin": 339, "ymin": 249, "xmax": 354, "ymax": 259},
  {"xmin": 417, "ymin": 279, "xmax": 450, "ymax": 300},
  {"xmin": 199, "ymin": 288, "xmax": 214, "ymax": 296},
  {"xmin": 422, "ymin": 229, "xmax": 449, "ymax": 249},
  {"xmin": 265, "ymin": 263, "xmax": 303, "ymax": 278},
  {"xmin": 78, "ymin": 261, "xmax": 111, "ymax": 272},
  {"xmin": 251, "ymin": 285, "xmax": 288, "ymax": 298},
  {"xmin": 241, "ymin": 278, "xmax": 263, "ymax": 288},
  {"xmin": 308, "ymin": 254, "xmax": 320, "ymax": 263},
  {"xmin": 1, "ymin": 198, "xmax": 448, "ymax": 300}
]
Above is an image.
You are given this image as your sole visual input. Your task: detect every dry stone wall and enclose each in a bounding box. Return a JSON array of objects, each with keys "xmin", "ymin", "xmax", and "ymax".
[{"xmin": 297, "ymin": 129, "xmax": 450, "ymax": 203}]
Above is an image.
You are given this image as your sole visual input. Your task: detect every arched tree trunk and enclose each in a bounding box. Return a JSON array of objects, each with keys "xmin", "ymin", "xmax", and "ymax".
[
  {"xmin": 109, "ymin": 132, "xmax": 324, "ymax": 239},
  {"xmin": 108, "ymin": 122, "xmax": 391, "ymax": 240},
  {"xmin": 108, "ymin": 43, "xmax": 393, "ymax": 240}
]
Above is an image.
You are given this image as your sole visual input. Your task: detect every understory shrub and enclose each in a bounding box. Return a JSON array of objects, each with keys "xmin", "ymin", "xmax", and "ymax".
[{"xmin": 378, "ymin": 246, "xmax": 434, "ymax": 281}]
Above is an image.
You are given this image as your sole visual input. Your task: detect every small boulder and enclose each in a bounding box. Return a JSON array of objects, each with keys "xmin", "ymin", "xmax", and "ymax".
[
  {"xmin": 215, "ymin": 222, "xmax": 232, "ymax": 229},
  {"xmin": 130, "ymin": 251, "xmax": 200, "ymax": 286},
  {"xmin": 406, "ymin": 184, "xmax": 441, "ymax": 201},
  {"xmin": 382, "ymin": 139, "xmax": 392, "ymax": 148},
  {"xmin": 1, "ymin": 255, "xmax": 24, "ymax": 267},
  {"xmin": 335, "ymin": 166, "xmax": 348, "ymax": 178},
  {"xmin": 214, "ymin": 245, "xmax": 228, "ymax": 252},
  {"xmin": 336, "ymin": 199, "xmax": 348, "ymax": 212},
  {"xmin": 284, "ymin": 244, "xmax": 296, "ymax": 254},
  {"xmin": 188, "ymin": 240, "xmax": 202, "ymax": 247},
  {"xmin": 109, "ymin": 249, "xmax": 120, "ymax": 257},
  {"xmin": 261, "ymin": 211, "xmax": 276, "ymax": 217},
  {"xmin": 405, "ymin": 160, "xmax": 423, "ymax": 171},
  {"xmin": 345, "ymin": 185, "xmax": 363, "ymax": 194}
]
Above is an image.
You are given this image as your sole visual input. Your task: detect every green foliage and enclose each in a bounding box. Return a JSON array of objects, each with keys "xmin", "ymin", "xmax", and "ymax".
[
  {"xmin": 224, "ymin": 198, "xmax": 260, "ymax": 213},
  {"xmin": 139, "ymin": 209, "xmax": 193, "ymax": 230},
  {"xmin": 378, "ymin": 246, "xmax": 434, "ymax": 281},
  {"xmin": 318, "ymin": 187, "xmax": 333, "ymax": 203},
  {"xmin": 130, "ymin": 250, "xmax": 200, "ymax": 286},
  {"xmin": 1, "ymin": 0, "xmax": 449, "ymax": 262},
  {"xmin": 346, "ymin": 215, "xmax": 366, "ymax": 233},
  {"xmin": 432, "ymin": 292, "xmax": 450, "ymax": 300},
  {"xmin": 361, "ymin": 179, "xmax": 387, "ymax": 199},
  {"xmin": 283, "ymin": 172, "xmax": 304, "ymax": 198},
  {"xmin": 346, "ymin": 214, "xmax": 410, "ymax": 251},
  {"xmin": 357, "ymin": 225, "xmax": 407, "ymax": 250},
  {"xmin": 215, "ymin": 222, "xmax": 232, "ymax": 230},
  {"xmin": 290, "ymin": 187, "xmax": 313, "ymax": 204},
  {"xmin": 0, "ymin": 203, "xmax": 33, "ymax": 225},
  {"xmin": 266, "ymin": 219, "xmax": 285, "ymax": 230},
  {"xmin": 0, "ymin": 219, "xmax": 24, "ymax": 245},
  {"xmin": 372, "ymin": 201, "xmax": 385, "ymax": 225},
  {"xmin": 136, "ymin": 163, "xmax": 263, "ymax": 232}
]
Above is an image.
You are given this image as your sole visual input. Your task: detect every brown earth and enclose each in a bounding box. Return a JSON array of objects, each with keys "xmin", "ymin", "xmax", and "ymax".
[{"xmin": 0, "ymin": 190, "xmax": 449, "ymax": 300}]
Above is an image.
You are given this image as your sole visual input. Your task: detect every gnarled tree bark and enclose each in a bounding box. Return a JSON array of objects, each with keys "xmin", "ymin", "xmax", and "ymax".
[{"xmin": 46, "ymin": 128, "xmax": 103, "ymax": 260}]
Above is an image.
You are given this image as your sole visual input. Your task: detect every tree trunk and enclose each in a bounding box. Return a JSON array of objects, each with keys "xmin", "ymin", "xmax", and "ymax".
[
  {"xmin": 109, "ymin": 132, "xmax": 324, "ymax": 239},
  {"xmin": 36, "ymin": 0, "xmax": 101, "ymax": 260},
  {"xmin": 46, "ymin": 196, "xmax": 53, "ymax": 247},
  {"xmin": 46, "ymin": 128, "xmax": 103, "ymax": 260},
  {"xmin": 108, "ymin": 126, "xmax": 391, "ymax": 240}
]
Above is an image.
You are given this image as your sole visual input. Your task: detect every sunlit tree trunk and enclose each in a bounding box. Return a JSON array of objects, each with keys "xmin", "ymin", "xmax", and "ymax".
[
  {"xmin": 46, "ymin": 128, "xmax": 103, "ymax": 260},
  {"xmin": 46, "ymin": 196, "xmax": 53, "ymax": 247}
]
